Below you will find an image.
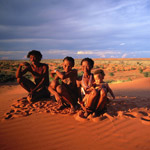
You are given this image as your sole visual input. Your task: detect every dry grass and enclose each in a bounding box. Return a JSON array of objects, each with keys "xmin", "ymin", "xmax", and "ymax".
[{"xmin": 0, "ymin": 58, "xmax": 150, "ymax": 84}]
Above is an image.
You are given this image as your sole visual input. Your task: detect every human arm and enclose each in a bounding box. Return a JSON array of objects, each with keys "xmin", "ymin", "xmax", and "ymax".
[
  {"xmin": 16, "ymin": 62, "xmax": 30, "ymax": 78},
  {"xmin": 48, "ymin": 85, "xmax": 62, "ymax": 103},
  {"xmin": 76, "ymin": 78, "xmax": 82, "ymax": 103},
  {"xmin": 107, "ymin": 84, "xmax": 115, "ymax": 99},
  {"xmin": 51, "ymin": 69, "xmax": 77, "ymax": 80},
  {"xmin": 76, "ymin": 77, "xmax": 87, "ymax": 111},
  {"xmin": 30, "ymin": 64, "xmax": 49, "ymax": 94}
]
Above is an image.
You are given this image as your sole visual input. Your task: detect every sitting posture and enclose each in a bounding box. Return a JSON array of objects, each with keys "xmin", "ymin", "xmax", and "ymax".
[
  {"xmin": 16, "ymin": 50, "xmax": 50, "ymax": 102},
  {"xmin": 91, "ymin": 69, "xmax": 115, "ymax": 116},
  {"xmin": 77, "ymin": 58, "xmax": 115, "ymax": 117},
  {"xmin": 76, "ymin": 58, "xmax": 95, "ymax": 115},
  {"xmin": 48, "ymin": 56, "xmax": 78, "ymax": 113}
]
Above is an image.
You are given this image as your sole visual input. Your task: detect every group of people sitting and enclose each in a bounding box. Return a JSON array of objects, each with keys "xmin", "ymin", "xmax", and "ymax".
[{"xmin": 16, "ymin": 50, "xmax": 115, "ymax": 117}]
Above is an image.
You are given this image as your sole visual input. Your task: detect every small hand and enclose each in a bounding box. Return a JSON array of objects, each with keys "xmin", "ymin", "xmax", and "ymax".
[{"xmin": 50, "ymin": 70, "xmax": 56, "ymax": 78}]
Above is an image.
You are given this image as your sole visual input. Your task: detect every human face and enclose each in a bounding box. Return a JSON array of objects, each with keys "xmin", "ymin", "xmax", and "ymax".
[
  {"xmin": 81, "ymin": 61, "xmax": 92, "ymax": 75},
  {"xmin": 63, "ymin": 59, "xmax": 73, "ymax": 72},
  {"xmin": 94, "ymin": 74, "xmax": 104, "ymax": 84},
  {"xmin": 29, "ymin": 55, "xmax": 39, "ymax": 65}
]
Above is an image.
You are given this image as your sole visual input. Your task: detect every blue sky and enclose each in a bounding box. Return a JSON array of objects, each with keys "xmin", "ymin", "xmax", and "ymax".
[{"xmin": 0, "ymin": 0, "xmax": 150, "ymax": 59}]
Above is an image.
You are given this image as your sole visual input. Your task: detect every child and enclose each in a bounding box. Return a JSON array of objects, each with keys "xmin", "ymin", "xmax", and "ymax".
[
  {"xmin": 92, "ymin": 69, "xmax": 115, "ymax": 116},
  {"xmin": 16, "ymin": 50, "xmax": 50, "ymax": 102},
  {"xmin": 48, "ymin": 56, "xmax": 78, "ymax": 113}
]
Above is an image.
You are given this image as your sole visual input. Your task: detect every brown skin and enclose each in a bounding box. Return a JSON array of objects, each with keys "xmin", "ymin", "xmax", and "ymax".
[
  {"xmin": 48, "ymin": 59, "xmax": 78, "ymax": 111},
  {"xmin": 76, "ymin": 60, "xmax": 95, "ymax": 111},
  {"xmin": 77, "ymin": 61, "xmax": 115, "ymax": 115},
  {"xmin": 93, "ymin": 73, "xmax": 115, "ymax": 112},
  {"xmin": 16, "ymin": 55, "xmax": 49, "ymax": 102}
]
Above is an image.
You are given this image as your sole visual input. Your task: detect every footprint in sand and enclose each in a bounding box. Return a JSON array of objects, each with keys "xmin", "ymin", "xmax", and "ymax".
[
  {"xmin": 4, "ymin": 113, "xmax": 13, "ymax": 120},
  {"xmin": 123, "ymin": 113, "xmax": 136, "ymax": 118},
  {"xmin": 74, "ymin": 111, "xmax": 88, "ymax": 122},
  {"xmin": 138, "ymin": 111, "xmax": 148, "ymax": 116},
  {"xmin": 140, "ymin": 116, "xmax": 150, "ymax": 125},
  {"xmin": 89, "ymin": 115, "xmax": 108, "ymax": 123}
]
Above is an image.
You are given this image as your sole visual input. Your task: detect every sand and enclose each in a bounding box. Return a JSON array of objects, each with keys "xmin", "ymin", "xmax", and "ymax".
[{"xmin": 0, "ymin": 77, "xmax": 150, "ymax": 150}]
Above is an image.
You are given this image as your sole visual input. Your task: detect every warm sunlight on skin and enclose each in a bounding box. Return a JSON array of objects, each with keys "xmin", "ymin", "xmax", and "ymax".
[
  {"xmin": 81, "ymin": 61, "xmax": 92, "ymax": 75},
  {"xmin": 94, "ymin": 74, "xmax": 104, "ymax": 85},
  {"xmin": 29, "ymin": 55, "xmax": 40, "ymax": 65},
  {"xmin": 63, "ymin": 59, "xmax": 73, "ymax": 72}
]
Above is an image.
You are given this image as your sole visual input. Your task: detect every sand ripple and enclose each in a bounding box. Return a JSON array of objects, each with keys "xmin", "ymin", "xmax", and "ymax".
[{"xmin": 3, "ymin": 95, "xmax": 150, "ymax": 125}]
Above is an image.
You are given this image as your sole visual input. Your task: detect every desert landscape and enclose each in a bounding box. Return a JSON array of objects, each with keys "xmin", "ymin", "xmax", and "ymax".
[{"xmin": 0, "ymin": 58, "xmax": 150, "ymax": 150}]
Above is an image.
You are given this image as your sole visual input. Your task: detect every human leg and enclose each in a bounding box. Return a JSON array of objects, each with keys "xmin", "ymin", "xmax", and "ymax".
[
  {"xmin": 56, "ymin": 85, "xmax": 76, "ymax": 113},
  {"xmin": 82, "ymin": 89, "xmax": 100, "ymax": 117},
  {"xmin": 17, "ymin": 76, "xmax": 37, "ymax": 102},
  {"xmin": 17, "ymin": 76, "xmax": 35, "ymax": 92},
  {"xmin": 85, "ymin": 89, "xmax": 99, "ymax": 111},
  {"xmin": 95, "ymin": 88, "xmax": 107, "ymax": 115},
  {"xmin": 32, "ymin": 87, "xmax": 50, "ymax": 102}
]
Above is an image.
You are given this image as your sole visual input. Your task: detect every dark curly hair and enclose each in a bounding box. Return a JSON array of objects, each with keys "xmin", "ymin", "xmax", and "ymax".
[
  {"xmin": 81, "ymin": 57, "xmax": 94, "ymax": 68},
  {"xmin": 27, "ymin": 50, "xmax": 42, "ymax": 61},
  {"xmin": 94, "ymin": 69, "xmax": 105, "ymax": 76},
  {"xmin": 63, "ymin": 56, "xmax": 75, "ymax": 67}
]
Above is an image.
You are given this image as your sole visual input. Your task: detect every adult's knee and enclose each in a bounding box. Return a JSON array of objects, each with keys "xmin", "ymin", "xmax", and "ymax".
[{"xmin": 50, "ymin": 80, "xmax": 57, "ymax": 89}]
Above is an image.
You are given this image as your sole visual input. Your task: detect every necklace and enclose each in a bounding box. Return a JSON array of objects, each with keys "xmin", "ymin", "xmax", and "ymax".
[{"xmin": 82, "ymin": 74, "xmax": 93, "ymax": 90}]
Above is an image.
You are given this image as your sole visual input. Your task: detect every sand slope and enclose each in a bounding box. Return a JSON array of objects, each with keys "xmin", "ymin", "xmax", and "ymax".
[{"xmin": 0, "ymin": 78, "xmax": 150, "ymax": 150}]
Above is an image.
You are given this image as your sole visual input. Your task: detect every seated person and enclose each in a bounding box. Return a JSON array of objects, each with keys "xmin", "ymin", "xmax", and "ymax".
[
  {"xmin": 91, "ymin": 69, "xmax": 115, "ymax": 116},
  {"xmin": 77, "ymin": 62, "xmax": 115, "ymax": 117},
  {"xmin": 76, "ymin": 58, "xmax": 95, "ymax": 114},
  {"xmin": 48, "ymin": 56, "xmax": 78, "ymax": 113},
  {"xmin": 16, "ymin": 50, "xmax": 50, "ymax": 102}
]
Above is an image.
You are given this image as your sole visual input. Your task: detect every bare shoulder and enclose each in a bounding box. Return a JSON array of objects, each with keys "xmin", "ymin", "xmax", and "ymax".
[
  {"xmin": 41, "ymin": 63, "xmax": 48, "ymax": 67},
  {"xmin": 67, "ymin": 69, "xmax": 77, "ymax": 76},
  {"xmin": 103, "ymin": 82, "xmax": 108, "ymax": 86},
  {"xmin": 41, "ymin": 63, "xmax": 49, "ymax": 69}
]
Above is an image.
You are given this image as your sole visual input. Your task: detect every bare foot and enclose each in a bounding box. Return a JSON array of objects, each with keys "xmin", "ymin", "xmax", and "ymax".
[
  {"xmin": 70, "ymin": 107, "xmax": 76, "ymax": 114},
  {"xmin": 57, "ymin": 104, "xmax": 67, "ymax": 110}
]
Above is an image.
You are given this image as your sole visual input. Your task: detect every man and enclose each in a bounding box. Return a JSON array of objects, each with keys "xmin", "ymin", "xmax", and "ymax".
[{"xmin": 16, "ymin": 50, "xmax": 50, "ymax": 102}]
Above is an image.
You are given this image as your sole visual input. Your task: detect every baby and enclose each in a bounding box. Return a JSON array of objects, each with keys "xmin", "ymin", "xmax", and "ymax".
[{"xmin": 92, "ymin": 69, "xmax": 115, "ymax": 115}]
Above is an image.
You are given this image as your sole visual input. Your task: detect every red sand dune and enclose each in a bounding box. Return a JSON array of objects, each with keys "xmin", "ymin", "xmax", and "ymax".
[{"xmin": 0, "ymin": 77, "xmax": 150, "ymax": 150}]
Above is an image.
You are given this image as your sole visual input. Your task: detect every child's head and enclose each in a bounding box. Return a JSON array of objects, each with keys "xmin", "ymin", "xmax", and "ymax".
[
  {"xmin": 94, "ymin": 69, "xmax": 105, "ymax": 84},
  {"xmin": 81, "ymin": 58, "xmax": 94, "ymax": 74},
  {"xmin": 27, "ymin": 50, "xmax": 42, "ymax": 63},
  {"xmin": 63, "ymin": 56, "xmax": 75, "ymax": 72}
]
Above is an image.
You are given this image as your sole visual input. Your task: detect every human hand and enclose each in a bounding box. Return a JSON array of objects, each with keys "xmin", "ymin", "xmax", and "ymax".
[
  {"xmin": 79, "ymin": 101, "xmax": 84, "ymax": 105},
  {"xmin": 50, "ymin": 70, "xmax": 57, "ymax": 78},
  {"xmin": 55, "ymin": 93, "xmax": 62, "ymax": 103},
  {"xmin": 20, "ymin": 62, "xmax": 30, "ymax": 67}
]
